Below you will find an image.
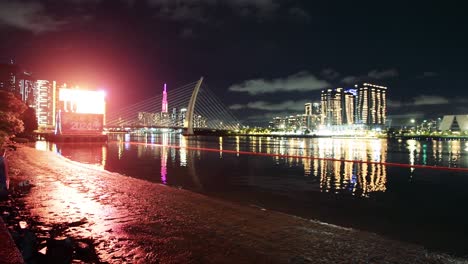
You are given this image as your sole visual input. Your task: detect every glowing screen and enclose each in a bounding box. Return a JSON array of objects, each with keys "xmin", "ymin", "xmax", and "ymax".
[{"xmin": 59, "ymin": 89, "xmax": 106, "ymax": 114}]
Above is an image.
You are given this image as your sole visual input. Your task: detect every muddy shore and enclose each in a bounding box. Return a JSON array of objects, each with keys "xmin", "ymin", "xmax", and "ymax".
[{"xmin": 3, "ymin": 145, "xmax": 465, "ymax": 263}]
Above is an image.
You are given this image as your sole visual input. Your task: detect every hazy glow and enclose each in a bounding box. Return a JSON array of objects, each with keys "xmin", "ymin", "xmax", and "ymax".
[{"xmin": 59, "ymin": 89, "xmax": 106, "ymax": 114}]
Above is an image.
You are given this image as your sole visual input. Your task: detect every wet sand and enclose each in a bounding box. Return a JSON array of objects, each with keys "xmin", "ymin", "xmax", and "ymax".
[{"xmin": 7, "ymin": 146, "xmax": 464, "ymax": 263}]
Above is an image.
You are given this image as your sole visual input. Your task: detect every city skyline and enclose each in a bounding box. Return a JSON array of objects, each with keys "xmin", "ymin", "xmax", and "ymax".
[{"xmin": 0, "ymin": 1, "xmax": 466, "ymax": 125}]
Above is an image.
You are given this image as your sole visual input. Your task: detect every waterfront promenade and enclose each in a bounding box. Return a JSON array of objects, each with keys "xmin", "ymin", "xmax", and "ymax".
[{"xmin": 4, "ymin": 146, "xmax": 463, "ymax": 263}]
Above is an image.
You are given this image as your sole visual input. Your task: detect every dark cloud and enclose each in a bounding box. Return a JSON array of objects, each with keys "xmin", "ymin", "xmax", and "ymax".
[
  {"xmin": 367, "ymin": 69, "xmax": 398, "ymax": 79},
  {"xmin": 388, "ymin": 95, "xmax": 456, "ymax": 108},
  {"xmin": 288, "ymin": 7, "xmax": 311, "ymax": 22},
  {"xmin": 388, "ymin": 112, "xmax": 424, "ymax": 119},
  {"xmin": 340, "ymin": 68, "xmax": 398, "ymax": 84},
  {"xmin": 387, "ymin": 100, "xmax": 403, "ymax": 108},
  {"xmin": 148, "ymin": 0, "xmax": 280, "ymax": 21},
  {"xmin": 245, "ymin": 111, "xmax": 296, "ymax": 122},
  {"xmin": 228, "ymin": 72, "xmax": 331, "ymax": 95},
  {"xmin": 321, "ymin": 68, "xmax": 340, "ymax": 80},
  {"xmin": 180, "ymin": 28, "xmax": 194, "ymax": 38},
  {"xmin": 417, "ymin": 71, "xmax": 438, "ymax": 78},
  {"xmin": 230, "ymin": 100, "xmax": 308, "ymax": 111},
  {"xmin": 0, "ymin": 1, "xmax": 65, "ymax": 33},
  {"xmin": 413, "ymin": 95, "xmax": 449, "ymax": 106},
  {"xmin": 158, "ymin": 4, "xmax": 207, "ymax": 23},
  {"xmin": 341, "ymin": 76, "xmax": 359, "ymax": 84}
]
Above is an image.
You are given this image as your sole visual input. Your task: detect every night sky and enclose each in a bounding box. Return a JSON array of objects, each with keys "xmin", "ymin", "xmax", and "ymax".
[{"xmin": 0, "ymin": 0, "xmax": 466, "ymax": 125}]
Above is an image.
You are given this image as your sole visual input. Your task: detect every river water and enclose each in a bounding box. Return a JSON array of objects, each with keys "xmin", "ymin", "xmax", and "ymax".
[{"xmin": 35, "ymin": 133, "xmax": 468, "ymax": 256}]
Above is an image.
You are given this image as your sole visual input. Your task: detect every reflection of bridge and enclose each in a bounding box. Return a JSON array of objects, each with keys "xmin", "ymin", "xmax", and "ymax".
[{"xmin": 105, "ymin": 77, "xmax": 241, "ymax": 135}]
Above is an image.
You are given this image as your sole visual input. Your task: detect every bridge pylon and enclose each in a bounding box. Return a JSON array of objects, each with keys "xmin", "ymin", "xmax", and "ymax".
[{"xmin": 184, "ymin": 77, "xmax": 204, "ymax": 136}]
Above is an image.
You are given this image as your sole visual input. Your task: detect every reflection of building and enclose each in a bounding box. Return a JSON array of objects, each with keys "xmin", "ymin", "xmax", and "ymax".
[
  {"xmin": 356, "ymin": 83, "xmax": 387, "ymax": 126},
  {"xmin": 227, "ymin": 137, "xmax": 387, "ymax": 198},
  {"xmin": 160, "ymin": 133, "xmax": 168, "ymax": 184},
  {"xmin": 35, "ymin": 80, "xmax": 57, "ymax": 129}
]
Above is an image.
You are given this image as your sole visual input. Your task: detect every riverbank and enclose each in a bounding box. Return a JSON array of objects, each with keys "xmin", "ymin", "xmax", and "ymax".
[{"xmin": 5, "ymin": 145, "xmax": 465, "ymax": 263}]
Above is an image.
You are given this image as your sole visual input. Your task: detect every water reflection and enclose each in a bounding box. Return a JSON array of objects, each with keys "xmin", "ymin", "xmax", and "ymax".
[
  {"xmin": 160, "ymin": 133, "xmax": 168, "ymax": 184},
  {"xmin": 180, "ymin": 135, "xmax": 187, "ymax": 166},
  {"xmin": 37, "ymin": 134, "xmax": 468, "ymax": 200},
  {"xmin": 35, "ymin": 141, "xmax": 108, "ymax": 170}
]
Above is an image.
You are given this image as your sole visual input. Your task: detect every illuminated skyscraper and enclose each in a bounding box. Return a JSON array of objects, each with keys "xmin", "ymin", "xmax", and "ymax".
[
  {"xmin": 312, "ymin": 102, "xmax": 321, "ymax": 115},
  {"xmin": 320, "ymin": 88, "xmax": 355, "ymax": 126},
  {"xmin": 304, "ymin": 103, "xmax": 312, "ymax": 116},
  {"xmin": 162, "ymin": 83, "xmax": 168, "ymax": 113},
  {"xmin": 343, "ymin": 92, "xmax": 355, "ymax": 125},
  {"xmin": 35, "ymin": 80, "xmax": 57, "ymax": 128},
  {"xmin": 304, "ymin": 102, "xmax": 321, "ymax": 130},
  {"xmin": 356, "ymin": 83, "xmax": 387, "ymax": 126}
]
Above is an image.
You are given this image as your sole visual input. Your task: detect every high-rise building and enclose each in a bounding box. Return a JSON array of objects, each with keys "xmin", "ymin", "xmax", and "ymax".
[
  {"xmin": 312, "ymin": 102, "xmax": 321, "ymax": 115},
  {"xmin": 0, "ymin": 62, "xmax": 17, "ymax": 92},
  {"xmin": 162, "ymin": 83, "xmax": 168, "ymax": 113},
  {"xmin": 356, "ymin": 83, "xmax": 387, "ymax": 126},
  {"xmin": 18, "ymin": 71, "xmax": 35, "ymax": 107},
  {"xmin": 320, "ymin": 88, "xmax": 355, "ymax": 126},
  {"xmin": 304, "ymin": 102, "xmax": 321, "ymax": 131},
  {"xmin": 179, "ymin": 108, "xmax": 187, "ymax": 127},
  {"xmin": 171, "ymin": 108, "xmax": 177, "ymax": 126},
  {"xmin": 304, "ymin": 103, "xmax": 312, "ymax": 116},
  {"xmin": 343, "ymin": 92, "xmax": 355, "ymax": 125},
  {"xmin": 0, "ymin": 61, "xmax": 36, "ymax": 106},
  {"xmin": 35, "ymin": 80, "xmax": 57, "ymax": 128}
]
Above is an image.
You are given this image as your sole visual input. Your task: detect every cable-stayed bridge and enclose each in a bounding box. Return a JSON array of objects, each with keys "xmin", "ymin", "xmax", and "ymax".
[{"xmin": 105, "ymin": 78, "xmax": 241, "ymax": 135}]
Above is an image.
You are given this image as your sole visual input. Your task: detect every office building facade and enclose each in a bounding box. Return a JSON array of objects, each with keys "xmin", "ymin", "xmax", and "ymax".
[
  {"xmin": 320, "ymin": 88, "xmax": 355, "ymax": 126},
  {"xmin": 356, "ymin": 83, "xmax": 387, "ymax": 126},
  {"xmin": 35, "ymin": 80, "xmax": 57, "ymax": 128}
]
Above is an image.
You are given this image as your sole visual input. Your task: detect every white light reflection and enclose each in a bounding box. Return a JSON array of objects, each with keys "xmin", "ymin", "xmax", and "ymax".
[
  {"xmin": 236, "ymin": 136, "xmax": 240, "ymax": 157},
  {"xmin": 124, "ymin": 133, "xmax": 131, "ymax": 151},
  {"xmin": 179, "ymin": 135, "xmax": 187, "ymax": 166},
  {"xmin": 161, "ymin": 133, "xmax": 168, "ymax": 184},
  {"xmin": 219, "ymin": 137, "xmax": 223, "ymax": 159}
]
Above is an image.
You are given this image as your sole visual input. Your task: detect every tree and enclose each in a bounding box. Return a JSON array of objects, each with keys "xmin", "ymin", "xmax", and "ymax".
[
  {"xmin": 0, "ymin": 91, "xmax": 27, "ymax": 140},
  {"xmin": 0, "ymin": 112, "xmax": 24, "ymax": 135},
  {"xmin": 20, "ymin": 107, "xmax": 38, "ymax": 135},
  {"xmin": 0, "ymin": 91, "xmax": 27, "ymax": 114}
]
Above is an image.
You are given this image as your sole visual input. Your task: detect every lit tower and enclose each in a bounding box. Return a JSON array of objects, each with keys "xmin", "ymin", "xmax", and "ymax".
[{"xmin": 162, "ymin": 83, "xmax": 168, "ymax": 113}]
